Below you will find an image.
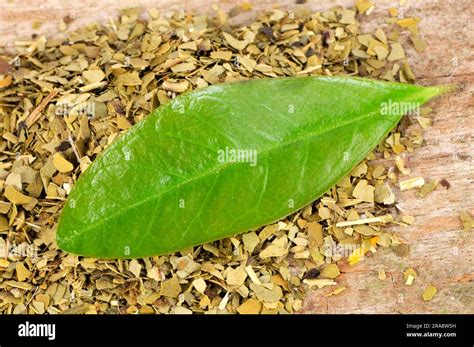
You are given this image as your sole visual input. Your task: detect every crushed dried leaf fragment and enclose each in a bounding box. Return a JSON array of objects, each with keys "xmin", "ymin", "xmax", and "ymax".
[
  {"xmin": 327, "ymin": 286, "xmax": 346, "ymax": 296},
  {"xmin": 378, "ymin": 269, "xmax": 387, "ymax": 281},
  {"xmin": 352, "ymin": 179, "xmax": 374, "ymax": 202},
  {"xmin": 192, "ymin": 278, "xmax": 207, "ymax": 294},
  {"xmin": 422, "ymin": 285, "xmax": 437, "ymax": 301},
  {"xmin": 15, "ymin": 262, "xmax": 32, "ymax": 282},
  {"xmin": 399, "ymin": 177, "xmax": 425, "ymax": 191},
  {"xmin": 374, "ymin": 184, "xmax": 396, "ymax": 205},
  {"xmin": 162, "ymin": 80, "xmax": 189, "ymax": 93},
  {"xmin": 387, "ymin": 43, "xmax": 406, "ymax": 61},
  {"xmin": 0, "ymin": 75, "xmax": 12, "ymax": 88},
  {"xmin": 403, "ymin": 268, "xmax": 417, "ymax": 285},
  {"xmin": 356, "ymin": 0, "xmax": 375, "ymax": 14},
  {"xmin": 320, "ymin": 263, "xmax": 340, "ymax": 279},
  {"xmin": 52, "ymin": 153, "xmax": 74, "ymax": 173},
  {"xmin": 401, "ymin": 215, "xmax": 415, "ymax": 225},
  {"xmin": 460, "ymin": 212, "xmax": 473, "ymax": 231},
  {"xmin": 4, "ymin": 186, "xmax": 34, "ymax": 205},
  {"xmin": 222, "ymin": 32, "xmax": 249, "ymax": 51},
  {"xmin": 128, "ymin": 259, "xmax": 142, "ymax": 277},
  {"xmin": 82, "ymin": 69, "xmax": 105, "ymax": 84},
  {"xmin": 160, "ymin": 276, "xmax": 181, "ymax": 298},
  {"xmin": 237, "ymin": 298, "xmax": 262, "ymax": 314},
  {"xmin": 303, "ymin": 278, "xmax": 337, "ymax": 289},
  {"xmin": 242, "ymin": 231, "xmax": 260, "ymax": 253},
  {"xmin": 259, "ymin": 235, "xmax": 288, "ymax": 258},
  {"xmin": 226, "ymin": 265, "xmax": 248, "ymax": 286},
  {"xmin": 416, "ymin": 179, "xmax": 437, "ymax": 198}
]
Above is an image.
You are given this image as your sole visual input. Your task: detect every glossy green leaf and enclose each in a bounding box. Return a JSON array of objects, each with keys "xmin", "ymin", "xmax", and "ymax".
[{"xmin": 57, "ymin": 76, "xmax": 449, "ymax": 258}]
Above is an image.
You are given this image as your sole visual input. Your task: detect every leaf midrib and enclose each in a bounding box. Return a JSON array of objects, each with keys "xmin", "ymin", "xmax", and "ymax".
[{"xmin": 72, "ymin": 109, "xmax": 382, "ymax": 236}]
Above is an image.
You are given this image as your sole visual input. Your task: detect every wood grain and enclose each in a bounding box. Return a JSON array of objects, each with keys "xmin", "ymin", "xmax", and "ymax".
[{"xmin": 0, "ymin": 0, "xmax": 472, "ymax": 313}]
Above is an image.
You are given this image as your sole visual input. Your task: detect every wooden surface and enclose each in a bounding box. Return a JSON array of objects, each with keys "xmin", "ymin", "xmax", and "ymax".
[{"xmin": 1, "ymin": 0, "xmax": 472, "ymax": 313}]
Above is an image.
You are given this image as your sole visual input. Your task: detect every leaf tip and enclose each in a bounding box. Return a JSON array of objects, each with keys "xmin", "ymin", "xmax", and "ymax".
[{"xmin": 427, "ymin": 83, "xmax": 457, "ymax": 97}]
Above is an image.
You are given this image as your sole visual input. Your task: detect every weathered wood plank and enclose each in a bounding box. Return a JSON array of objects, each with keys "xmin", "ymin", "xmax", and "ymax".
[{"xmin": 0, "ymin": 0, "xmax": 472, "ymax": 313}]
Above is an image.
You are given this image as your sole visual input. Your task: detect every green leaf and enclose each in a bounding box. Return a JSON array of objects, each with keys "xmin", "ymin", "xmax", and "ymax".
[{"xmin": 57, "ymin": 76, "xmax": 449, "ymax": 258}]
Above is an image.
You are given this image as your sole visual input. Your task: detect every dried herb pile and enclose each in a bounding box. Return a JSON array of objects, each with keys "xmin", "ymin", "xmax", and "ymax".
[{"xmin": 0, "ymin": 2, "xmax": 455, "ymax": 314}]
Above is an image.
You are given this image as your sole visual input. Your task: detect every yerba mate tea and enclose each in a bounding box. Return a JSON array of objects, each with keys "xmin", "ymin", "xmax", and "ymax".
[{"xmin": 0, "ymin": 1, "xmax": 454, "ymax": 315}]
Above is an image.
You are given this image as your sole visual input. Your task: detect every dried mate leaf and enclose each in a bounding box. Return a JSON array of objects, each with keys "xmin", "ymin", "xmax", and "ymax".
[
  {"xmin": 402, "ymin": 215, "xmax": 415, "ymax": 225},
  {"xmin": 460, "ymin": 212, "xmax": 473, "ymax": 231},
  {"xmin": 15, "ymin": 262, "xmax": 32, "ymax": 282},
  {"xmin": 237, "ymin": 298, "xmax": 262, "ymax": 314},
  {"xmin": 399, "ymin": 177, "xmax": 425, "ymax": 191},
  {"xmin": 416, "ymin": 179, "xmax": 437, "ymax": 198},
  {"xmin": 320, "ymin": 264, "xmax": 340, "ymax": 279},
  {"xmin": 52, "ymin": 153, "xmax": 74, "ymax": 173},
  {"xmin": 82, "ymin": 69, "xmax": 105, "ymax": 84},
  {"xmin": 162, "ymin": 80, "xmax": 189, "ymax": 93},
  {"xmin": 242, "ymin": 231, "xmax": 260, "ymax": 253},
  {"xmin": 226, "ymin": 265, "xmax": 248, "ymax": 286},
  {"xmin": 352, "ymin": 179, "xmax": 375, "ymax": 202},
  {"xmin": 374, "ymin": 184, "xmax": 395, "ymax": 204},
  {"xmin": 192, "ymin": 278, "xmax": 207, "ymax": 294},
  {"xmin": 128, "ymin": 259, "xmax": 142, "ymax": 277},
  {"xmin": 356, "ymin": 0, "xmax": 375, "ymax": 14},
  {"xmin": 327, "ymin": 286, "xmax": 346, "ymax": 296},
  {"xmin": 303, "ymin": 279, "xmax": 337, "ymax": 289},
  {"xmin": 160, "ymin": 276, "xmax": 181, "ymax": 298},
  {"xmin": 411, "ymin": 35, "xmax": 427, "ymax": 53},
  {"xmin": 4, "ymin": 186, "xmax": 34, "ymax": 205},
  {"xmin": 387, "ymin": 43, "xmax": 406, "ymax": 61},
  {"xmin": 222, "ymin": 32, "xmax": 248, "ymax": 51},
  {"xmin": 422, "ymin": 285, "xmax": 437, "ymax": 301},
  {"xmin": 260, "ymin": 236, "xmax": 288, "ymax": 259},
  {"xmin": 378, "ymin": 269, "xmax": 386, "ymax": 281},
  {"xmin": 249, "ymin": 283, "xmax": 283, "ymax": 303},
  {"xmin": 403, "ymin": 268, "xmax": 417, "ymax": 285}
]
